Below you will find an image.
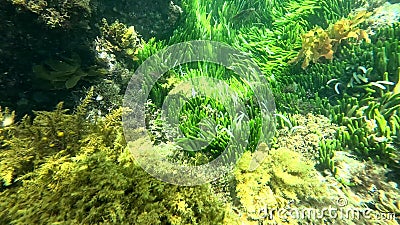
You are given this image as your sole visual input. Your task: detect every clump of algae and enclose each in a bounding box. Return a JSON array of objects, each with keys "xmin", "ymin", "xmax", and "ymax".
[
  {"xmin": 290, "ymin": 10, "xmax": 371, "ymax": 69},
  {"xmin": 231, "ymin": 147, "xmax": 328, "ymax": 224}
]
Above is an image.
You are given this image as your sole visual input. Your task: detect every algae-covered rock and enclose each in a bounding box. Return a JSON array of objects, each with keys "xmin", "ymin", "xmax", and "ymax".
[
  {"xmin": 94, "ymin": 19, "xmax": 142, "ymax": 69},
  {"xmin": 0, "ymin": 92, "xmax": 226, "ymax": 225},
  {"xmin": 7, "ymin": 0, "xmax": 92, "ymax": 29},
  {"xmin": 232, "ymin": 147, "xmax": 328, "ymax": 224}
]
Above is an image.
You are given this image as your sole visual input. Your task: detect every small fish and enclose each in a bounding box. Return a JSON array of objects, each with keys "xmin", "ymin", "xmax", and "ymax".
[
  {"xmin": 375, "ymin": 81, "xmax": 394, "ymax": 86},
  {"xmin": 358, "ymin": 66, "xmax": 367, "ymax": 74},
  {"xmin": 95, "ymin": 95, "xmax": 103, "ymax": 101},
  {"xmin": 327, "ymin": 78, "xmax": 338, "ymax": 85},
  {"xmin": 191, "ymin": 88, "xmax": 197, "ymax": 97},
  {"xmin": 231, "ymin": 8, "xmax": 259, "ymax": 22},
  {"xmin": 334, "ymin": 83, "xmax": 341, "ymax": 94},
  {"xmin": 265, "ymin": 46, "xmax": 274, "ymax": 55},
  {"xmin": 370, "ymin": 82, "xmax": 387, "ymax": 90}
]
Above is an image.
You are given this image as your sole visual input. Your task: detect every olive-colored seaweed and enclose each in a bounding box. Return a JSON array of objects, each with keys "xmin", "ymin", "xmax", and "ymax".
[{"xmin": 289, "ymin": 10, "xmax": 371, "ymax": 69}]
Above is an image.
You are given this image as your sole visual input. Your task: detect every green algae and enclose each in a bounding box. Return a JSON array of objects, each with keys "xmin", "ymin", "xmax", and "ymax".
[{"xmin": 1, "ymin": 0, "xmax": 400, "ymax": 224}]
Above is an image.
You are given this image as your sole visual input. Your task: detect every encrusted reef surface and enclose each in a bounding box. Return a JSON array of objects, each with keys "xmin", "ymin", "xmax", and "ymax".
[{"xmin": 0, "ymin": 0, "xmax": 182, "ymax": 115}]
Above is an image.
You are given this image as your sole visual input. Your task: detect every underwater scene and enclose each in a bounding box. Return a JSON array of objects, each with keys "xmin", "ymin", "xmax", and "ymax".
[{"xmin": 1, "ymin": 0, "xmax": 400, "ymax": 224}]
